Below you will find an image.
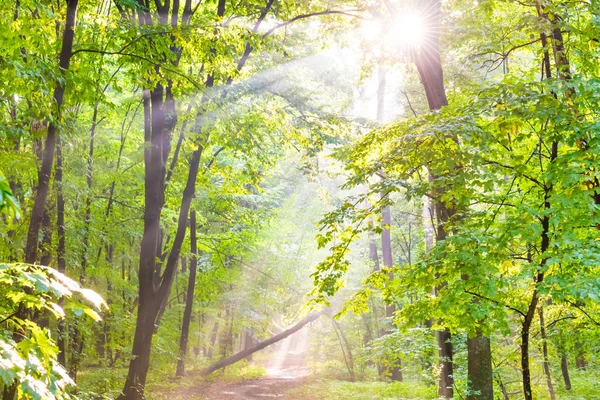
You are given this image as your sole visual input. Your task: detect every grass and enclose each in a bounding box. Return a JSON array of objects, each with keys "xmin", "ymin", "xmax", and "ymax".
[
  {"xmin": 287, "ymin": 380, "xmax": 437, "ymax": 400},
  {"xmin": 76, "ymin": 358, "xmax": 267, "ymax": 399}
]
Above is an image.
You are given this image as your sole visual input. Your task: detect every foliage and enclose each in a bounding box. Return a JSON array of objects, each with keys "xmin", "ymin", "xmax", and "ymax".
[{"xmin": 0, "ymin": 263, "xmax": 106, "ymax": 399}]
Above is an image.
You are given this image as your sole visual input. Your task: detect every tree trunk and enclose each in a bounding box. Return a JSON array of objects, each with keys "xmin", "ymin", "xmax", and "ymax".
[
  {"xmin": 24, "ymin": 0, "xmax": 78, "ymax": 264},
  {"xmin": 39, "ymin": 206, "xmax": 53, "ymax": 268},
  {"xmin": 119, "ymin": 138, "xmax": 203, "ymax": 399},
  {"xmin": 413, "ymin": 1, "xmax": 455, "ymax": 395},
  {"xmin": 521, "ymin": 288, "xmax": 539, "ymax": 400},
  {"xmin": 220, "ymin": 305, "xmax": 232, "ymax": 359},
  {"xmin": 332, "ymin": 319, "xmax": 355, "ymax": 382},
  {"xmin": 202, "ymin": 312, "xmax": 321, "ymax": 376},
  {"xmin": 119, "ymin": 0, "xmax": 220, "ymax": 394},
  {"xmin": 575, "ymin": 342, "xmax": 586, "ymax": 369},
  {"xmin": 436, "ymin": 329, "xmax": 453, "ymax": 398},
  {"xmin": 244, "ymin": 330, "xmax": 254, "ymax": 361},
  {"xmin": 538, "ymin": 306, "xmax": 556, "ymax": 400},
  {"xmin": 521, "ymin": 159, "xmax": 554, "ymax": 400},
  {"xmin": 466, "ymin": 331, "xmax": 493, "ymax": 400},
  {"xmin": 176, "ymin": 211, "xmax": 197, "ymax": 377},
  {"xmin": 561, "ymin": 354, "xmax": 572, "ymax": 390},
  {"xmin": 80, "ymin": 99, "xmax": 98, "ymax": 281},
  {"xmin": 381, "ymin": 203, "xmax": 402, "ymax": 382},
  {"xmin": 56, "ymin": 136, "xmax": 67, "ymax": 367},
  {"xmin": 207, "ymin": 317, "xmax": 220, "ymax": 360}
]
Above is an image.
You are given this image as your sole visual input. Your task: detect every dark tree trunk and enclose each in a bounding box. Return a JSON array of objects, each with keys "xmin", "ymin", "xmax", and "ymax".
[
  {"xmin": 436, "ymin": 329, "xmax": 453, "ymax": 397},
  {"xmin": 68, "ymin": 97, "xmax": 99, "ymax": 378},
  {"xmin": 24, "ymin": 0, "xmax": 78, "ymax": 264},
  {"xmin": 413, "ymin": 0, "xmax": 448, "ymax": 112},
  {"xmin": 176, "ymin": 211, "xmax": 197, "ymax": 377},
  {"xmin": 244, "ymin": 331, "xmax": 254, "ymax": 361},
  {"xmin": 369, "ymin": 239, "xmax": 380, "ymax": 272},
  {"xmin": 119, "ymin": 138, "xmax": 203, "ymax": 399},
  {"xmin": 538, "ymin": 306, "xmax": 556, "ymax": 400},
  {"xmin": 56, "ymin": 136, "xmax": 67, "ymax": 367},
  {"xmin": 561, "ymin": 354, "xmax": 572, "ymax": 390},
  {"xmin": 521, "ymin": 136, "xmax": 555, "ymax": 399},
  {"xmin": 495, "ymin": 373, "xmax": 510, "ymax": 400},
  {"xmin": 521, "ymin": 283, "xmax": 540, "ymax": 400},
  {"xmin": 220, "ymin": 306, "xmax": 235, "ymax": 359},
  {"xmin": 119, "ymin": 0, "xmax": 218, "ymax": 395},
  {"xmin": 80, "ymin": 99, "xmax": 98, "ymax": 280},
  {"xmin": 381, "ymin": 203, "xmax": 402, "ymax": 382},
  {"xmin": 207, "ymin": 317, "xmax": 220, "ymax": 360},
  {"xmin": 39, "ymin": 206, "xmax": 53, "ymax": 268},
  {"xmin": 575, "ymin": 342, "xmax": 586, "ymax": 369},
  {"xmin": 466, "ymin": 331, "xmax": 493, "ymax": 400},
  {"xmin": 202, "ymin": 312, "xmax": 321, "ymax": 376},
  {"xmin": 413, "ymin": 1, "xmax": 455, "ymax": 395}
]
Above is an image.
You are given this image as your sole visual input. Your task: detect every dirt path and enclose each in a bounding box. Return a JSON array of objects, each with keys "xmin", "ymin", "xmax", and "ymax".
[
  {"xmin": 195, "ymin": 374, "xmax": 307, "ymax": 399},
  {"xmin": 165, "ymin": 363, "xmax": 311, "ymax": 400}
]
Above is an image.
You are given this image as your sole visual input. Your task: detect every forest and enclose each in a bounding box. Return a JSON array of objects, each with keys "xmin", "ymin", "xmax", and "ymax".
[{"xmin": 1, "ymin": 0, "xmax": 600, "ymax": 398}]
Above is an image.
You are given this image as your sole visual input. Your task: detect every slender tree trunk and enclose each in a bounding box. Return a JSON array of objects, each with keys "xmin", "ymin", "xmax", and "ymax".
[
  {"xmin": 39, "ymin": 206, "xmax": 53, "ymax": 267},
  {"xmin": 575, "ymin": 342, "xmax": 586, "ymax": 369},
  {"xmin": 244, "ymin": 330, "xmax": 254, "ymax": 361},
  {"xmin": 69, "ymin": 97, "xmax": 99, "ymax": 378},
  {"xmin": 495, "ymin": 373, "xmax": 510, "ymax": 400},
  {"xmin": 332, "ymin": 319, "xmax": 355, "ymax": 382},
  {"xmin": 80, "ymin": 99, "xmax": 98, "ymax": 280},
  {"xmin": 538, "ymin": 306, "xmax": 556, "ymax": 400},
  {"xmin": 24, "ymin": 0, "xmax": 78, "ymax": 264},
  {"xmin": 381, "ymin": 203, "xmax": 402, "ymax": 382},
  {"xmin": 561, "ymin": 354, "xmax": 572, "ymax": 390},
  {"xmin": 220, "ymin": 306, "xmax": 235, "ymax": 358},
  {"xmin": 207, "ymin": 317, "xmax": 220, "ymax": 360},
  {"xmin": 176, "ymin": 211, "xmax": 197, "ymax": 377},
  {"xmin": 521, "ymin": 137, "xmax": 555, "ymax": 399},
  {"xmin": 375, "ymin": 60, "xmax": 402, "ymax": 382},
  {"xmin": 56, "ymin": 136, "xmax": 67, "ymax": 367},
  {"xmin": 521, "ymin": 294, "xmax": 537, "ymax": 400}
]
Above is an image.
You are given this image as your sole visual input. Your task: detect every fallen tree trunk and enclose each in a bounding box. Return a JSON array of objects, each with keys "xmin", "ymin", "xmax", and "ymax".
[{"xmin": 201, "ymin": 311, "xmax": 322, "ymax": 376}]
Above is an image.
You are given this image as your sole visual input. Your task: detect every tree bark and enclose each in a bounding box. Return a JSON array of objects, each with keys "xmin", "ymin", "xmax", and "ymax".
[
  {"xmin": 201, "ymin": 312, "xmax": 321, "ymax": 376},
  {"xmin": 56, "ymin": 136, "xmax": 67, "ymax": 367},
  {"xmin": 119, "ymin": 141, "xmax": 203, "ymax": 399},
  {"xmin": 466, "ymin": 331, "xmax": 493, "ymax": 400},
  {"xmin": 381, "ymin": 203, "xmax": 402, "ymax": 381},
  {"xmin": 207, "ymin": 316, "xmax": 220, "ymax": 360},
  {"xmin": 575, "ymin": 342, "xmax": 586, "ymax": 369},
  {"xmin": 412, "ymin": 1, "xmax": 454, "ymax": 395},
  {"xmin": 561, "ymin": 354, "xmax": 572, "ymax": 390},
  {"xmin": 176, "ymin": 212, "xmax": 198, "ymax": 377},
  {"xmin": 119, "ymin": 1, "xmax": 217, "ymax": 396},
  {"xmin": 436, "ymin": 328, "xmax": 453, "ymax": 397},
  {"xmin": 521, "ymin": 141, "xmax": 555, "ymax": 400},
  {"xmin": 24, "ymin": 0, "xmax": 78, "ymax": 264},
  {"xmin": 244, "ymin": 330, "xmax": 254, "ymax": 361},
  {"xmin": 539, "ymin": 306, "xmax": 556, "ymax": 400}
]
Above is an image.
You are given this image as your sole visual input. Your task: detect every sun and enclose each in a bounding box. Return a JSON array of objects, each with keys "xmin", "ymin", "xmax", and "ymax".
[
  {"xmin": 359, "ymin": 10, "xmax": 427, "ymax": 51},
  {"xmin": 391, "ymin": 11, "xmax": 426, "ymax": 47}
]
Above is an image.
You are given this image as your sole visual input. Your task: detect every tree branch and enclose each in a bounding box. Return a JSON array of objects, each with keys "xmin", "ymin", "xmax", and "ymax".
[
  {"xmin": 262, "ymin": 10, "xmax": 361, "ymax": 38},
  {"xmin": 464, "ymin": 289, "xmax": 526, "ymax": 318}
]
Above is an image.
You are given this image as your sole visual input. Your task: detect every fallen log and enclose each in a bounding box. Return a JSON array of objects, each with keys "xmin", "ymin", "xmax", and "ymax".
[{"xmin": 200, "ymin": 311, "xmax": 322, "ymax": 376}]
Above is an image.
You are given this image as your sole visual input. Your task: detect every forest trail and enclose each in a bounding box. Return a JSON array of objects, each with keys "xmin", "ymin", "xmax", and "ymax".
[{"xmin": 169, "ymin": 354, "xmax": 312, "ymax": 399}]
